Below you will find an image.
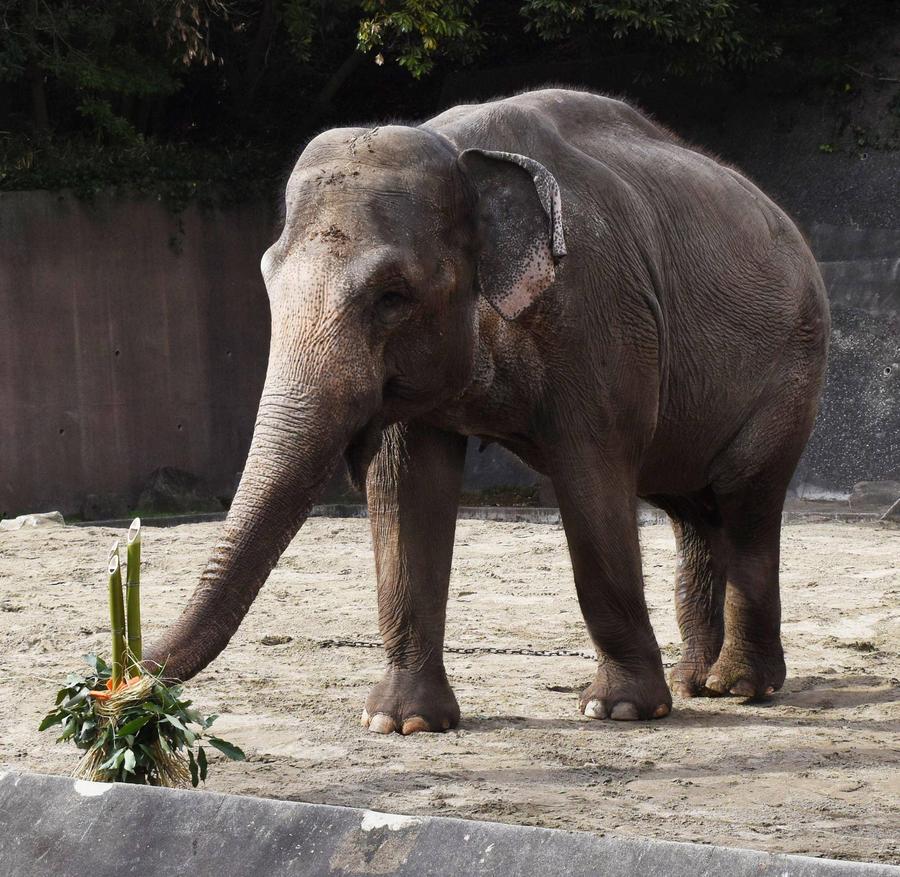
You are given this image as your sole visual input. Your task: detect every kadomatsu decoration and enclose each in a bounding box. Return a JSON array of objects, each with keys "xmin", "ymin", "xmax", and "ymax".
[{"xmin": 39, "ymin": 518, "xmax": 244, "ymax": 787}]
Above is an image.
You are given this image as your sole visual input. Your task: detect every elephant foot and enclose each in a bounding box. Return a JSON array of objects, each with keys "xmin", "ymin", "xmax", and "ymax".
[
  {"xmin": 363, "ymin": 665, "xmax": 460, "ymax": 735},
  {"xmin": 580, "ymin": 657, "xmax": 672, "ymax": 721},
  {"xmin": 703, "ymin": 641, "xmax": 785, "ymax": 698},
  {"xmin": 669, "ymin": 649, "xmax": 720, "ymax": 698}
]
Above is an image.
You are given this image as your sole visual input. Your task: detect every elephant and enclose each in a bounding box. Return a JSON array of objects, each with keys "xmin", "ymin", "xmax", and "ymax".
[{"xmin": 145, "ymin": 88, "xmax": 830, "ymax": 733}]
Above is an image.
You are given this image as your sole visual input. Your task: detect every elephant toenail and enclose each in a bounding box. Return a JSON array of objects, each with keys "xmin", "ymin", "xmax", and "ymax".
[
  {"xmin": 730, "ymin": 680, "xmax": 756, "ymax": 697},
  {"xmin": 401, "ymin": 716, "xmax": 430, "ymax": 735},
  {"xmin": 368, "ymin": 713, "xmax": 396, "ymax": 734},
  {"xmin": 583, "ymin": 699, "xmax": 608, "ymax": 719},
  {"xmin": 361, "ymin": 708, "xmax": 370, "ymax": 727},
  {"xmin": 610, "ymin": 702, "xmax": 639, "ymax": 721},
  {"xmin": 705, "ymin": 675, "xmax": 726, "ymax": 694},
  {"xmin": 765, "ymin": 686, "xmax": 775, "ymax": 695},
  {"xmin": 653, "ymin": 704, "xmax": 670, "ymax": 718},
  {"xmin": 441, "ymin": 718, "xmax": 451, "ymax": 730}
]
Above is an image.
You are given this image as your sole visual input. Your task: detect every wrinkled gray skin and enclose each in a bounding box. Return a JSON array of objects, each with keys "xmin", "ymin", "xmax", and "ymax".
[{"xmin": 146, "ymin": 89, "xmax": 829, "ymax": 732}]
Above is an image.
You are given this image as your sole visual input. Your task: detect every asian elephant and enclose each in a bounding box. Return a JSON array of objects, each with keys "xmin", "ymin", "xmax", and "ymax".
[{"xmin": 145, "ymin": 89, "xmax": 830, "ymax": 732}]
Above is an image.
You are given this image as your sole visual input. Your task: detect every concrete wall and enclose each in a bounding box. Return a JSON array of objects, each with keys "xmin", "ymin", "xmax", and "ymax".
[
  {"xmin": 794, "ymin": 226, "xmax": 900, "ymax": 497},
  {"xmin": 2, "ymin": 70, "xmax": 898, "ymax": 515},
  {"xmin": 0, "ymin": 191, "xmax": 273, "ymax": 518}
]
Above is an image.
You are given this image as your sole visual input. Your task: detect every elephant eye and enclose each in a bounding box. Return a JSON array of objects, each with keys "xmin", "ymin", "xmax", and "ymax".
[{"xmin": 374, "ymin": 289, "xmax": 412, "ymax": 326}]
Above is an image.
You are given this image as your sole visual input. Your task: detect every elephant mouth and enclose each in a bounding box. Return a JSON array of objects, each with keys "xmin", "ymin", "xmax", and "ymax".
[
  {"xmin": 344, "ymin": 417, "xmax": 385, "ymax": 490},
  {"xmin": 341, "ymin": 374, "xmax": 433, "ymax": 489}
]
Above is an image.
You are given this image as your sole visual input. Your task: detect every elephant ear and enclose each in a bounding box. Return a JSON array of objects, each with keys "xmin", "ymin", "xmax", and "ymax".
[{"xmin": 460, "ymin": 148, "xmax": 567, "ymax": 320}]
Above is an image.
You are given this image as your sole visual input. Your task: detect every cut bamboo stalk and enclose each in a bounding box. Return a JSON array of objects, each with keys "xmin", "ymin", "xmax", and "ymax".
[
  {"xmin": 107, "ymin": 544, "xmax": 125, "ymax": 688},
  {"xmin": 126, "ymin": 517, "xmax": 142, "ymax": 671}
]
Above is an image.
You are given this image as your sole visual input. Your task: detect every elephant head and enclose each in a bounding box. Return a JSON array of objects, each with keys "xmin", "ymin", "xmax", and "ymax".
[{"xmin": 144, "ymin": 125, "xmax": 566, "ymax": 681}]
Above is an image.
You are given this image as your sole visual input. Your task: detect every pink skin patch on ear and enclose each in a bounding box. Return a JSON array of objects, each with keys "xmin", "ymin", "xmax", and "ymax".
[{"xmin": 496, "ymin": 242, "xmax": 556, "ymax": 319}]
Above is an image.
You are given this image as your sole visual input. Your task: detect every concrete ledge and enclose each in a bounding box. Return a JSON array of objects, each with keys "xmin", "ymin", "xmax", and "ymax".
[
  {"xmin": 71, "ymin": 504, "xmax": 886, "ymax": 529},
  {"xmin": 1, "ymin": 771, "xmax": 897, "ymax": 876}
]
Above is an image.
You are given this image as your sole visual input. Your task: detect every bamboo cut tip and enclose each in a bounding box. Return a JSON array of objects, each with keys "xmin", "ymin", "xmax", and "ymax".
[
  {"xmin": 108, "ymin": 540, "xmax": 120, "ymax": 564},
  {"xmin": 108, "ymin": 552, "xmax": 120, "ymax": 575},
  {"xmin": 127, "ymin": 517, "xmax": 141, "ymax": 544}
]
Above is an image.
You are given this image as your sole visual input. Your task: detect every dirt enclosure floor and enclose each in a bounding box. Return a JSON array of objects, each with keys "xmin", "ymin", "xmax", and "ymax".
[{"xmin": 1, "ymin": 518, "xmax": 898, "ymax": 864}]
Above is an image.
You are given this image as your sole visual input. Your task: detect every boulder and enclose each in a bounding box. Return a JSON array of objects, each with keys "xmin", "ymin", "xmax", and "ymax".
[
  {"xmin": 0, "ymin": 511, "xmax": 65, "ymax": 531},
  {"xmin": 137, "ymin": 467, "xmax": 225, "ymax": 515},
  {"xmin": 81, "ymin": 493, "xmax": 130, "ymax": 522},
  {"xmin": 849, "ymin": 480, "xmax": 900, "ymax": 513}
]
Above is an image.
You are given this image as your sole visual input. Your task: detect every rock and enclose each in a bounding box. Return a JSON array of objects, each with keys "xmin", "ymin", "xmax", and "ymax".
[
  {"xmin": 848, "ymin": 480, "xmax": 900, "ymax": 513},
  {"xmin": 81, "ymin": 493, "xmax": 129, "ymax": 522},
  {"xmin": 260, "ymin": 635, "xmax": 292, "ymax": 646},
  {"xmin": 0, "ymin": 510, "xmax": 66, "ymax": 531},
  {"xmin": 844, "ymin": 640, "xmax": 877, "ymax": 652},
  {"xmin": 137, "ymin": 467, "xmax": 225, "ymax": 515}
]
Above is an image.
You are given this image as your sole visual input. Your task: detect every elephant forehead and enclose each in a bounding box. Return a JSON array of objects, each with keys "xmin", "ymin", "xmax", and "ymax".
[
  {"xmin": 286, "ymin": 129, "xmax": 461, "ymax": 218},
  {"xmin": 277, "ymin": 170, "xmax": 465, "ymax": 269},
  {"xmin": 299, "ymin": 124, "xmax": 457, "ymax": 170},
  {"xmin": 285, "ymin": 162, "xmax": 452, "ymax": 219}
]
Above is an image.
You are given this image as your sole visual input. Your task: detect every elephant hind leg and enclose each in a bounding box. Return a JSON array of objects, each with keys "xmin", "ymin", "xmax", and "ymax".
[
  {"xmin": 658, "ymin": 486, "xmax": 786, "ymax": 701},
  {"xmin": 700, "ymin": 374, "xmax": 815, "ymax": 699},
  {"xmin": 703, "ymin": 485, "xmax": 787, "ymax": 699},
  {"xmin": 647, "ymin": 493, "xmax": 727, "ymax": 698},
  {"xmin": 670, "ymin": 515, "xmax": 727, "ymax": 697}
]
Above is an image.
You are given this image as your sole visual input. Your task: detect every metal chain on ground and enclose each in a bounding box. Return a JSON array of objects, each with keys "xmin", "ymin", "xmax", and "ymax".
[{"xmin": 318, "ymin": 638, "xmax": 596, "ymax": 660}]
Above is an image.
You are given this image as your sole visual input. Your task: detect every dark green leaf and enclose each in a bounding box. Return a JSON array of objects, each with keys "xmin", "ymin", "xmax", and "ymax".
[
  {"xmin": 183, "ymin": 707, "xmax": 204, "ymax": 725},
  {"xmin": 207, "ymin": 737, "xmax": 245, "ymax": 761},
  {"xmin": 164, "ymin": 714, "xmax": 195, "ymax": 745},
  {"xmin": 61, "ymin": 689, "xmax": 88, "ymax": 709},
  {"xmin": 197, "ymin": 746, "xmax": 207, "ymax": 781},
  {"xmin": 187, "ymin": 749, "xmax": 199, "ymax": 787},
  {"xmin": 100, "ymin": 748, "xmax": 125, "ymax": 771},
  {"xmin": 163, "ymin": 713, "xmax": 187, "ymax": 732},
  {"xmin": 118, "ymin": 715, "xmax": 152, "ymax": 737},
  {"xmin": 38, "ymin": 712, "xmax": 64, "ymax": 732},
  {"xmin": 83, "ymin": 654, "xmax": 109, "ymax": 675}
]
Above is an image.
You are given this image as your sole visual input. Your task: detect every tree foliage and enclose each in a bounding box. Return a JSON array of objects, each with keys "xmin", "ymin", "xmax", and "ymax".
[
  {"xmin": 1, "ymin": 1, "xmax": 223, "ymax": 138},
  {"xmin": 357, "ymin": 0, "xmax": 483, "ymax": 77},
  {"xmin": 0, "ymin": 0, "xmax": 893, "ymax": 199},
  {"xmin": 521, "ymin": 0, "xmax": 772, "ymax": 73}
]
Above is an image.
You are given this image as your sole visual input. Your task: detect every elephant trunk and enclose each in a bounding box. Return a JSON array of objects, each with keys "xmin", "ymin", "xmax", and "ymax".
[{"xmin": 143, "ymin": 384, "xmax": 351, "ymax": 681}]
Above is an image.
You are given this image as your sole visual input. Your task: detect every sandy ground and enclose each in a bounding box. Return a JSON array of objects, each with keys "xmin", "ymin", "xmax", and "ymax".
[{"xmin": 0, "ymin": 518, "xmax": 897, "ymax": 864}]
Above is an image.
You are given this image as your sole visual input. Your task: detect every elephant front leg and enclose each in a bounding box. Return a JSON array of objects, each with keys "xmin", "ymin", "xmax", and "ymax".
[
  {"xmin": 555, "ymin": 460, "xmax": 672, "ymax": 721},
  {"xmin": 363, "ymin": 422, "xmax": 466, "ymax": 735}
]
